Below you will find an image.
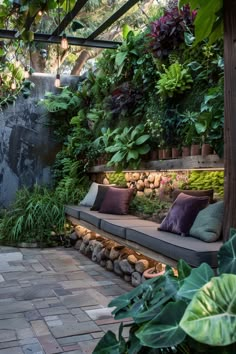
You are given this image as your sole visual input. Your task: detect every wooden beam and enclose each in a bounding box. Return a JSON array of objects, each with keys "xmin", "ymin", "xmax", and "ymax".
[
  {"xmin": 223, "ymin": 0, "xmax": 236, "ymax": 240},
  {"xmin": 0, "ymin": 30, "xmax": 121, "ymax": 49},
  {"xmin": 87, "ymin": 0, "xmax": 141, "ymax": 40},
  {"xmin": 51, "ymin": 0, "xmax": 90, "ymax": 36},
  {"xmin": 88, "ymin": 155, "xmax": 224, "ymax": 173}
]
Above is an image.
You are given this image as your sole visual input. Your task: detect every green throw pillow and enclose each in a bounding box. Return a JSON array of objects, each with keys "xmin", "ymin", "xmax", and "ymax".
[{"xmin": 189, "ymin": 201, "xmax": 224, "ymax": 242}]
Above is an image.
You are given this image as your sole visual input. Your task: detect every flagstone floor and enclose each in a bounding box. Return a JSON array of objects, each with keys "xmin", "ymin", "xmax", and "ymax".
[{"xmin": 0, "ymin": 246, "xmax": 133, "ymax": 354}]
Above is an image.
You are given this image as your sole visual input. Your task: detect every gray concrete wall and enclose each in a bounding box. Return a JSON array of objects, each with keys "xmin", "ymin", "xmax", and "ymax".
[{"xmin": 0, "ymin": 74, "xmax": 79, "ymax": 207}]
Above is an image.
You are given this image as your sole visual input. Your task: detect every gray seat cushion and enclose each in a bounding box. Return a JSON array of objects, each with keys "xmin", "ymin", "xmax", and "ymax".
[
  {"xmin": 100, "ymin": 217, "xmax": 145, "ymax": 239},
  {"xmin": 65, "ymin": 205, "xmax": 82, "ymax": 219},
  {"xmin": 126, "ymin": 226, "xmax": 222, "ymax": 267}
]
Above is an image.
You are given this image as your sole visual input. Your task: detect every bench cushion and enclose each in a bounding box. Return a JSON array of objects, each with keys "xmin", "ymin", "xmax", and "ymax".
[
  {"xmin": 126, "ymin": 226, "xmax": 222, "ymax": 267},
  {"xmin": 100, "ymin": 217, "xmax": 149, "ymax": 239}
]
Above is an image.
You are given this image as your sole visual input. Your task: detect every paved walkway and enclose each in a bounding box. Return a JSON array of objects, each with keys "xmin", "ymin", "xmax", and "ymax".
[{"xmin": 0, "ymin": 246, "xmax": 133, "ymax": 354}]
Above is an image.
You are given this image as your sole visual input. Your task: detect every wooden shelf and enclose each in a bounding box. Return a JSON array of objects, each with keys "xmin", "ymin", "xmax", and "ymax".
[{"xmin": 88, "ymin": 155, "xmax": 224, "ymax": 173}]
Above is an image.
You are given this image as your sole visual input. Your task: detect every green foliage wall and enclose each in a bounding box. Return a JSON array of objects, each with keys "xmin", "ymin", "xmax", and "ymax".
[{"xmin": 188, "ymin": 170, "xmax": 224, "ymax": 197}]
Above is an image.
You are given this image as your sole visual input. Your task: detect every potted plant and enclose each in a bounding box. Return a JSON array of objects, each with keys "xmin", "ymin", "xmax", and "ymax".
[
  {"xmin": 178, "ymin": 110, "xmax": 201, "ymax": 156},
  {"xmin": 144, "ymin": 99, "xmax": 164, "ymax": 161},
  {"xmin": 105, "ymin": 124, "xmax": 151, "ymax": 170},
  {"xmin": 143, "ymin": 262, "xmax": 166, "ymax": 279}
]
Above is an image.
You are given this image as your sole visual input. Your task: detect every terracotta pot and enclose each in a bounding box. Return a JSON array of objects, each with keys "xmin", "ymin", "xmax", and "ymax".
[
  {"xmin": 158, "ymin": 149, "xmax": 164, "ymax": 160},
  {"xmin": 201, "ymin": 143, "xmax": 213, "ymax": 156},
  {"xmin": 150, "ymin": 149, "xmax": 158, "ymax": 161},
  {"xmin": 182, "ymin": 146, "xmax": 190, "ymax": 157},
  {"xmin": 190, "ymin": 144, "xmax": 201, "ymax": 156},
  {"xmin": 171, "ymin": 147, "xmax": 180, "ymax": 159},
  {"xmin": 162, "ymin": 148, "xmax": 171, "ymax": 160},
  {"xmin": 143, "ymin": 267, "xmax": 165, "ymax": 279}
]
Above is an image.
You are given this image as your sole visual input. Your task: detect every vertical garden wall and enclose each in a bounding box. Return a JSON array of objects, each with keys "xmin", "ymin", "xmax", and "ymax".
[{"xmin": 0, "ymin": 74, "xmax": 79, "ymax": 207}]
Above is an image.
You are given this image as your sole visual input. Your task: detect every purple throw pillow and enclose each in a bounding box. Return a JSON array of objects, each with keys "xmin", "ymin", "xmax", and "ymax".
[
  {"xmin": 99, "ymin": 187, "xmax": 134, "ymax": 215},
  {"xmin": 172, "ymin": 188, "xmax": 214, "ymax": 204},
  {"xmin": 159, "ymin": 193, "xmax": 209, "ymax": 235}
]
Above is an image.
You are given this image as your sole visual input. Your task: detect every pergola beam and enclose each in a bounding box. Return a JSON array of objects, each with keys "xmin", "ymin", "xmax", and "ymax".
[
  {"xmin": 51, "ymin": 0, "xmax": 90, "ymax": 36},
  {"xmin": 0, "ymin": 30, "xmax": 121, "ymax": 49},
  {"xmin": 87, "ymin": 0, "xmax": 141, "ymax": 40}
]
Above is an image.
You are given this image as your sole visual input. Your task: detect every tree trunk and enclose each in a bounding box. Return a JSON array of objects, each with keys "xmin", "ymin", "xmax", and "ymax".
[
  {"xmin": 223, "ymin": 0, "xmax": 236, "ymax": 240},
  {"xmin": 71, "ymin": 50, "xmax": 91, "ymax": 75},
  {"xmin": 30, "ymin": 51, "xmax": 46, "ymax": 72}
]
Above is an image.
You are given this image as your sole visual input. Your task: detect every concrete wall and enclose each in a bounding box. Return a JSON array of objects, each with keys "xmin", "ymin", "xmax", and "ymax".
[{"xmin": 0, "ymin": 74, "xmax": 79, "ymax": 207}]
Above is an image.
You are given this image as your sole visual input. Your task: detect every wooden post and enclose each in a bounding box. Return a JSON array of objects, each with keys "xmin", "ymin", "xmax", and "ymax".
[{"xmin": 223, "ymin": 0, "xmax": 236, "ymax": 240}]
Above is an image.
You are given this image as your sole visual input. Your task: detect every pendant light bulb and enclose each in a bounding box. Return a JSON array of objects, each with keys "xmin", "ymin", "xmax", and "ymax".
[
  {"xmin": 54, "ymin": 73, "xmax": 61, "ymax": 88},
  {"xmin": 61, "ymin": 33, "xmax": 68, "ymax": 50},
  {"xmin": 11, "ymin": 81, "xmax": 16, "ymax": 90},
  {"xmin": 24, "ymin": 67, "xmax": 30, "ymax": 79}
]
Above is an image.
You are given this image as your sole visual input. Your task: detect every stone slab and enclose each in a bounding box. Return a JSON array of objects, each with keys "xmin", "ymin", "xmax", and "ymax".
[
  {"xmin": 49, "ymin": 321, "xmax": 100, "ymax": 339},
  {"xmin": 37, "ymin": 334, "xmax": 62, "ymax": 354}
]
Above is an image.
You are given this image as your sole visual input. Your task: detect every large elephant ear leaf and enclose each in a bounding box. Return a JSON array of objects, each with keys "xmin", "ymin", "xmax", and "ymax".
[
  {"xmin": 177, "ymin": 263, "xmax": 214, "ymax": 300},
  {"xmin": 180, "ymin": 274, "xmax": 236, "ymax": 346},
  {"xmin": 136, "ymin": 301, "xmax": 187, "ymax": 348},
  {"xmin": 177, "ymin": 259, "xmax": 192, "ymax": 282},
  {"xmin": 218, "ymin": 230, "xmax": 236, "ymax": 275},
  {"xmin": 93, "ymin": 330, "xmax": 121, "ymax": 354}
]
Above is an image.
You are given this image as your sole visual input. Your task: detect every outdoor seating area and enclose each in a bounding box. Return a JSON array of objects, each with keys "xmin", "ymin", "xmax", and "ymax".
[{"xmin": 0, "ymin": 0, "xmax": 236, "ymax": 352}]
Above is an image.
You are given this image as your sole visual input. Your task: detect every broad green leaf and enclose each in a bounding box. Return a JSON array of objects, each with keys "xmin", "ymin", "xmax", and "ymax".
[
  {"xmin": 178, "ymin": 263, "xmax": 214, "ymax": 300},
  {"xmin": 122, "ymin": 24, "xmax": 132, "ymax": 40},
  {"xmin": 137, "ymin": 144, "xmax": 150, "ymax": 155},
  {"xmin": 127, "ymin": 150, "xmax": 139, "ymax": 161},
  {"xmin": 218, "ymin": 232, "xmax": 236, "ymax": 275},
  {"xmin": 187, "ymin": 61, "xmax": 202, "ymax": 71},
  {"xmin": 127, "ymin": 331, "xmax": 143, "ymax": 354},
  {"xmin": 93, "ymin": 330, "xmax": 120, "ymax": 354},
  {"xmin": 195, "ymin": 121, "xmax": 207, "ymax": 134},
  {"xmin": 109, "ymin": 150, "xmax": 126, "ymax": 163},
  {"xmin": 71, "ymin": 20, "xmax": 84, "ymax": 31},
  {"xmin": 136, "ymin": 301, "xmax": 187, "ymax": 348},
  {"xmin": 230, "ymin": 228, "xmax": 236, "ymax": 239},
  {"xmin": 194, "ymin": 0, "xmax": 223, "ymax": 45},
  {"xmin": 110, "ymin": 277, "xmax": 164, "ymax": 320},
  {"xmin": 115, "ymin": 51, "xmax": 127, "ymax": 67},
  {"xmin": 135, "ymin": 275, "xmax": 179, "ymax": 323},
  {"xmin": 180, "ymin": 274, "xmax": 236, "ymax": 346},
  {"xmin": 135, "ymin": 134, "xmax": 150, "ymax": 145},
  {"xmin": 177, "ymin": 259, "xmax": 192, "ymax": 282}
]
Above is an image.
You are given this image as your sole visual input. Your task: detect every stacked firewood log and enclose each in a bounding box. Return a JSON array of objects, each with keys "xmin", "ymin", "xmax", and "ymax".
[{"xmin": 72, "ymin": 225, "xmax": 162, "ymax": 287}]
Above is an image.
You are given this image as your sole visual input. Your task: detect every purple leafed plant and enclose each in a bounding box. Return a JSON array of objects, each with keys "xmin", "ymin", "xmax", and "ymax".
[{"xmin": 148, "ymin": 2, "xmax": 197, "ymax": 59}]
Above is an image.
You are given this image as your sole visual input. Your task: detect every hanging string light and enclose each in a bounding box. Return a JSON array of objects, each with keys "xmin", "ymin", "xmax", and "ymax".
[
  {"xmin": 61, "ymin": 33, "xmax": 68, "ymax": 50},
  {"xmin": 61, "ymin": 0, "xmax": 69, "ymax": 50},
  {"xmin": 24, "ymin": 66, "xmax": 30, "ymax": 79},
  {"xmin": 11, "ymin": 80, "xmax": 16, "ymax": 90}
]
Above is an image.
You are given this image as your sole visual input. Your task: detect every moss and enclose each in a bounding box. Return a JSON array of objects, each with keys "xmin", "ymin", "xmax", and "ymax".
[
  {"xmin": 107, "ymin": 172, "xmax": 127, "ymax": 187},
  {"xmin": 187, "ymin": 170, "xmax": 224, "ymax": 198}
]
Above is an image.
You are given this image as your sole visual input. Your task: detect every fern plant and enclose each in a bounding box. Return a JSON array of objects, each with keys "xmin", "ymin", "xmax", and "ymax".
[{"xmin": 156, "ymin": 62, "xmax": 193, "ymax": 97}]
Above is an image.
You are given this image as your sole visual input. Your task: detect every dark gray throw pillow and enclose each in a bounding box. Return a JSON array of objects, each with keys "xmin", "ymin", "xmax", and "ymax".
[
  {"xmin": 158, "ymin": 193, "xmax": 209, "ymax": 235},
  {"xmin": 90, "ymin": 185, "xmax": 110, "ymax": 211}
]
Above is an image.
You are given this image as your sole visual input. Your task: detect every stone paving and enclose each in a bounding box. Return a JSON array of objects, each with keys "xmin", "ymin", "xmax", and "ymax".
[{"xmin": 0, "ymin": 246, "xmax": 133, "ymax": 354}]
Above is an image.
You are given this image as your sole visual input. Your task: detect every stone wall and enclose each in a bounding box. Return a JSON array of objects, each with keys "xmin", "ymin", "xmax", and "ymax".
[{"xmin": 0, "ymin": 74, "xmax": 79, "ymax": 207}]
